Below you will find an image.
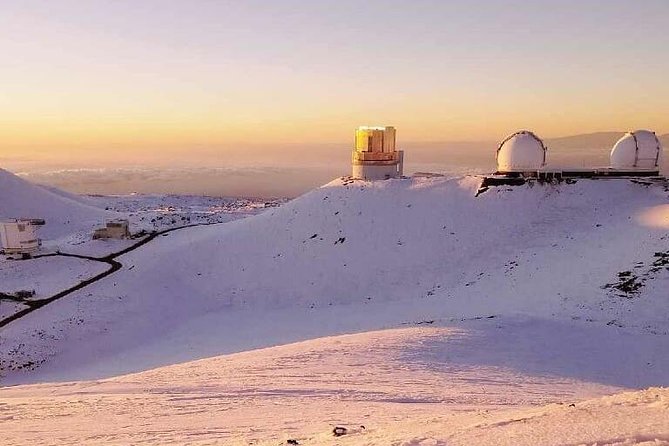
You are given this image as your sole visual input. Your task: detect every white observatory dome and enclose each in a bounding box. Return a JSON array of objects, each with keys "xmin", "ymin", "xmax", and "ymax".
[
  {"xmin": 496, "ymin": 130, "xmax": 547, "ymax": 172},
  {"xmin": 610, "ymin": 130, "xmax": 662, "ymax": 170}
]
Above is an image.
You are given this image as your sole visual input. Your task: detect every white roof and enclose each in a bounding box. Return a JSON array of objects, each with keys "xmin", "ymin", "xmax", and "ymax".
[
  {"xmin": 610, "ymin": 130, "xmax": 662, "ymax": 170},
  {"xmin": 496, "ymin": 130, "xmax": 547, "ymax": 172}
]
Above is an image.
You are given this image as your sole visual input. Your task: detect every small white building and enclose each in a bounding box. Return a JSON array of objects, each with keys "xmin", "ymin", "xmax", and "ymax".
[
  {"xmin": 496, "ymin": 130, "xmax": 548, "ymax": 174},
  {"xmin": 0, "ymin": 219, "xmax": 43, "ymax": 255},
  {"xmin": 610, "ymin": 130, "xmax": 663, "ymax": 173},
  {"xmin": 93, "ymin": 219, "xmax": 130, "ymax": 240},
  {"xmin": 351, "ymin": 126, "xmax": 404, "ymax": 180}
]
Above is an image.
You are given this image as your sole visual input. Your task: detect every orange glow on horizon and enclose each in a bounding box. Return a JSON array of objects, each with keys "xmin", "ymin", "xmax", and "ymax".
[{"xmin": 2, "ymin": 1, "xmax": 668, "ymax": 167}]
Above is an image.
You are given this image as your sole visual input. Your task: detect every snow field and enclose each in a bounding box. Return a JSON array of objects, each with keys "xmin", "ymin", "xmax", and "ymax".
[
  {"xmin": 1, "ymin": 174, "xmax": 668, "ymax": 445},
  {"xmin": 0, "ymin": 322, "xmax": 667, "ymax": 445}
]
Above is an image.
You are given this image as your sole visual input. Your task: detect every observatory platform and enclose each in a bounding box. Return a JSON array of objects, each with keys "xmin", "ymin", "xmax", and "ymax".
[
  {"xmin": 476, "ymin": 129, "xmax": 666, "ymax": 195},
  {"xmin": 493, "ymin": 129, "xmax": 663, "ymax": 179}
]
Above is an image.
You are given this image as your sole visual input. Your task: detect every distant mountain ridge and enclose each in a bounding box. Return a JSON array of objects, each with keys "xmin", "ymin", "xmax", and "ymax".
[
  {"xmin": 545, "ymin": 132, "xmax": 624, "ymax": 151},
  {"xmin": 545, "ymin": 132, "xmax": 669, "ymax": 152}
]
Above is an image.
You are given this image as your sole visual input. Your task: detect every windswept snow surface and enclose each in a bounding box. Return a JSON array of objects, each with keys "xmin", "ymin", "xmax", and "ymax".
[
  {"xmin": 1, "ymin": 175, "xmax": 668, "ymax": 444},
  {"xmin": 1, "ymin": 324, "xmax": 668, "ymax": 445}
]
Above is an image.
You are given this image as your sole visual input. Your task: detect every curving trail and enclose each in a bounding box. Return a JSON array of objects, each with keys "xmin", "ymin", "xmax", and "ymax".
[{"xmin": 0, "ymin": 224, "xmax": 211, "ymax": 328}]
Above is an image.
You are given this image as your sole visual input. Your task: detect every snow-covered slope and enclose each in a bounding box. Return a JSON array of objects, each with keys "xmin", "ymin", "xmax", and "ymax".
[
  {"xmin": 1, "ymin": 174, "xmax": 668, "ymax": 445},
  {"xmin": 2, "ymin": 175, "xmax": 668, "ymax": 383},
  {"xmin": 0, "ymin": 168, "xmax": 112, "ymax": 239},
  {"xmin": 0, "ymin": 256, "xmax": 109, "ymax": 298},
  {"xmin": 1, "ymin": 323, "xmax": 668, "ymax": 445},
  {"xmin": 113, "ymin": 175, "xmax": 668, "ymax": 315}
]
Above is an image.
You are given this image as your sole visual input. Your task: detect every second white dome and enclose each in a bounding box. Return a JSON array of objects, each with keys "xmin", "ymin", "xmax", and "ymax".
[{"xmin": 610, "ymin": 130, "xmax": 662, "ymax": 170}]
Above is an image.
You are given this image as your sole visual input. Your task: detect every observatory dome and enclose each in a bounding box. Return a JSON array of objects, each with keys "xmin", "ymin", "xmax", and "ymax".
[
  {"xmin": 496, "ymin": 130, "xmax": 547, "ymax": 173},
  {"xmin": 610, "ymin": 130, "xmax": 663, "ymax": 170}
]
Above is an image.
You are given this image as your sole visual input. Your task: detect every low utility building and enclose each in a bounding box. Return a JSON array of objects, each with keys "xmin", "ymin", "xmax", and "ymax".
[{"xmin": 93, "ymin": 219, "xmax": 131, "ymax": 240}]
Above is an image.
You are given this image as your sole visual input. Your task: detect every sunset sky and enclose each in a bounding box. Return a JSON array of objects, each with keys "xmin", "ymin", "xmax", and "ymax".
[{"xmin": 2, "ymin": 0, "xmax": 668, "ymax": 168}]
